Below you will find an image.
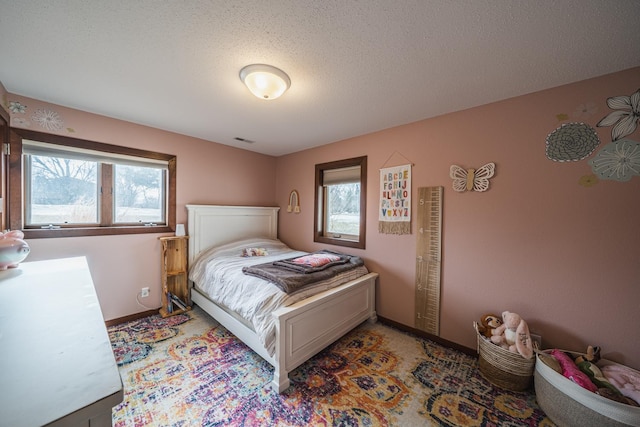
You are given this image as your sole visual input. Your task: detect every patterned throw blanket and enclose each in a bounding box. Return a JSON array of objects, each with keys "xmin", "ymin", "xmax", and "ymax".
[{"xmin": 242, "ymin": 250, "xmax": 364, "ymax": 293}]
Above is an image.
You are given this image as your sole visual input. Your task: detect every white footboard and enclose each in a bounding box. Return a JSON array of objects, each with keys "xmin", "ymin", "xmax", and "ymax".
[
  {"xmin": 191, "ymin": 271, "xmax": 378, "ymax": 393},
  {"xmin": 271, "ymin": 272, "xmax": 378, "ymax": 392}
]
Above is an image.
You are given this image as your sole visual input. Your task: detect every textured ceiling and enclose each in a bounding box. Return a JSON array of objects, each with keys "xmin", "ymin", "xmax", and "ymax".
[{"xmin": 1, "ymin": 1, "xmax": 639, "ymax": 156}]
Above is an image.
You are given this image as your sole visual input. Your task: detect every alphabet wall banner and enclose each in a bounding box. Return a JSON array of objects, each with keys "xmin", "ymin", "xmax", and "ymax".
[{"xmin": 378, "ymin": 164, "xmax": 411, "ymax": 234}]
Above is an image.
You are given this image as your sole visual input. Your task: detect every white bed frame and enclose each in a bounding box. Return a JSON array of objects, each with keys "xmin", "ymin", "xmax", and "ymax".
[{"xmin": 186, "ymin": 205, "xmax": 378, "ymax": 392}]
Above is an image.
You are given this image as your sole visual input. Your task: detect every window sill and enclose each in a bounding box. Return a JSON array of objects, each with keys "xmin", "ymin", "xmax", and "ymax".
[
  {"xmin": 314, "ymin": 235, "xmax": 365, "ymax": 249},
  {"xmin": 23, "ymin": 226, "xmax": 173, "ymax": 239}
]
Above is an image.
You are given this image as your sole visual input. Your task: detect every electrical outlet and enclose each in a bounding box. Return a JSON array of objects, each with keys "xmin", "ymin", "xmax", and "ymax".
[{"xmin": 141, "ymin": 287, "xmax": 150, "ymax": 298}]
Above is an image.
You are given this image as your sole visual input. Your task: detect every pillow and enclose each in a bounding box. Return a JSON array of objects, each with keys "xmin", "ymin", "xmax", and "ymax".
[
  {"xmin": 190, "ymin": 238, "xmax": 292, "ymax": 285},
  {"xmin": 291, "ymin": 253, "xmax": 340, "ymax": 267},
  {"xmin": 242, "ymin": 247, "xmax": 268, "ymax": 257},
  {"xmin": 198, "ymin": 238, "xmax": 289, "ymax": 259}
]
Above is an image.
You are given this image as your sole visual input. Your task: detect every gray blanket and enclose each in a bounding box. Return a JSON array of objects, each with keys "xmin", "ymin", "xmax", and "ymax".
[{"xmin": 242, "ymin": 251, "xmax": 364, "ymax": 294}]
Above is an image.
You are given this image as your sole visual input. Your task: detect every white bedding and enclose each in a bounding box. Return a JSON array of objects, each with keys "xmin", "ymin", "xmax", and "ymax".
[{"xmin": 188, "ymin": 238, "xmax": 369, "ymax": 356}]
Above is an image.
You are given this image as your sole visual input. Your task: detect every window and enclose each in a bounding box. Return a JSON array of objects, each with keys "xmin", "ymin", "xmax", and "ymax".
[
  {"xmin": 314, "ymin": 156, "xmax": 367, "ymax": 249},
  {"xmin": 26, "ymin": 150, "xmax": 99, "ymax": 225},
  {"xmin": 8, "ymin": 129, "xmax": 176, "ymax": 238},
  {"xmin": 113, "ymin": 164, "xmax": 165, "ymax": 224}
]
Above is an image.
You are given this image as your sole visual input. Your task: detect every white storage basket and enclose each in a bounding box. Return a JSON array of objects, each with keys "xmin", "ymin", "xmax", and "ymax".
[{"xmin": 534, "ymin": 350, "xmax": 640, "ymax": 427}]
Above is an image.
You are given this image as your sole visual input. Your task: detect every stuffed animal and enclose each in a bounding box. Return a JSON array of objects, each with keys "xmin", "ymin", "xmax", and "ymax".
[
  {"xmin": 490, "ymin": 311, "xmax": 534, "ymax": 359},
  {"xmin": 574, "ymin": 345, "xmax": 601, "ymax": 365},
  {"xmin": 477, "ymin": 313, "xmax": 503, "ymax": 338}
]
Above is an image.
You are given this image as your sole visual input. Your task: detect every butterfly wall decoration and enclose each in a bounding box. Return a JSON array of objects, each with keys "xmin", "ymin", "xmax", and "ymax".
[{"xmin": 449, "ymin": 162, "xmax": 495, "ymax": 192}]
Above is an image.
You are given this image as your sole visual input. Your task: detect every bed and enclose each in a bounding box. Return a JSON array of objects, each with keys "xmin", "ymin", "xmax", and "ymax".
[{"xmin": 186, "ymin": 204, "xmax": 378, "ymax": 392}]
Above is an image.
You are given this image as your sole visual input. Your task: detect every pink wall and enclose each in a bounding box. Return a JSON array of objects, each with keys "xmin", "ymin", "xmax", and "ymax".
[
  {"xmin": 276, "ymin": 67, "xmax": 640, "ymax": 369},
  {"xmin": 3, "ymin": 68, "xmax": 639, "ymax": 369},
  {"xmin": 2, "ymin": 93, "xmax": 277, "ymax": 321}
]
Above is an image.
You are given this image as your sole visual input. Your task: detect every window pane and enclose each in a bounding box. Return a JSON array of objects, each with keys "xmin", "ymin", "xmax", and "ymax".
[
  {"xmin": 114, "ymin": 164, "xmax": 165, "ymax": 223},
  {"xmin": 326, "ymin": 183, "xmax": 360, "ymax": 236},
  {"xmin": 28, "ymin": 155, "xmax": 98, "ymax": 224}
]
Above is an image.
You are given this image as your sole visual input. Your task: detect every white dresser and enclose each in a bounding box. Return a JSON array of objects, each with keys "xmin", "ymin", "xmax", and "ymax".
[{"xmin": 0, "ymin": 256, "xmax": 123, "ymax": 426}]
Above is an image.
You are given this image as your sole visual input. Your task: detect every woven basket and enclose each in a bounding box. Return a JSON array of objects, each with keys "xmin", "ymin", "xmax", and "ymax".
[{"xmin": 474, "ymin": 321, "xmax": 536, "ymax": 392}]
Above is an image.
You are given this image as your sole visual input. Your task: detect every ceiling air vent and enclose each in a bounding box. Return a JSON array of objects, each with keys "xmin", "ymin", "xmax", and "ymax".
[{"xmin": 234, "ymin": 137, "xmax": 255, "ymax": 144}]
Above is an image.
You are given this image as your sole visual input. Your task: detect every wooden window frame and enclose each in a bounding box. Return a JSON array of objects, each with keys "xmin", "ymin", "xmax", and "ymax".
[
  {"xmin": 7, "ymin": 128, "xmax": 176, "ymax": 238},
  {"xmin": 314, "ymin": 156, "xmax": 367, "ymax": 249},
  {"xmin": 0, "ymin": 107, "xmax": 9, "ymax": 231}
]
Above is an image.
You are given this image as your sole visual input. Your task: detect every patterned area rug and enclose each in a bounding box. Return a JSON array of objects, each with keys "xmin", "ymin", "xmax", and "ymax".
[
  {"xmin": 109, "ymin": 307, "xmax": 553, "ymax": 426},
  {"xmin": 109, "ymin": 313, "xmax": 191, "ymax": 365}
]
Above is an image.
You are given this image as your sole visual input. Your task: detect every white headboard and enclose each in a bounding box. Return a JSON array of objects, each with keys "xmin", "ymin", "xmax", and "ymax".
[{"xmin": 186, "ymin": 205, "xmax": 280, "ymax": 265}]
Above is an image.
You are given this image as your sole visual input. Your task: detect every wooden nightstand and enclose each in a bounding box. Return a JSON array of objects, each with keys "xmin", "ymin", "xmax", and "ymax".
[{"xmin": 158, "ymin": 235, "xmax": 191, "ymax": 317}]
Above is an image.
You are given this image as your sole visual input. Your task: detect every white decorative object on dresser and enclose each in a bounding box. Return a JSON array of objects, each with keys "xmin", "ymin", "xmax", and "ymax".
[
  {"xmin": 0, "ymin": 256, "xmax": 123, "ymax": 427},
  {"xmin": 186, "ymin": 204, "xmax": 378, "ymax": 393}
]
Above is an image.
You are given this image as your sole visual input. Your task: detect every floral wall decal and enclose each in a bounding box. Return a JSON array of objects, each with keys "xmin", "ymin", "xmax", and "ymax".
[
  {"xmin": 545, "ymin": 122, "xmax": 600, "ymax": 162},
  {"xmin": 596, "ymin": 88, "xmax": 640, "ymax": 141},
  {"xmin": 546, "ymin": 88, "xmax": 640, "ymax": 185},
  {"xmin": 7, "ymin": 97, "xmax": 76, "ymax": 134},
  {"xmin": 31, "ymin": 108, "xmax": 64, "ymax": 131},
  {"xmin": 588, "ymin": 139, "xmax": 640, "ymax": 182},
  {"xmin": 9, "ymin": 101, "xmax": 26, "ymax": 114},
  {"xmin": 7, "ymin": 100, "xmax": 31, "ymax": 127},
  {"xmin": 11, "ymin": 117, "xmax": 30, "ymax": 127}
]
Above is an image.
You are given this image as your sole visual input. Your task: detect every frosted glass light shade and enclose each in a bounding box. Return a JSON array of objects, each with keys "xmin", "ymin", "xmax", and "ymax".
[{"xmin": 240, "ymin": 64, "xmax": 291, "ymax": 100}]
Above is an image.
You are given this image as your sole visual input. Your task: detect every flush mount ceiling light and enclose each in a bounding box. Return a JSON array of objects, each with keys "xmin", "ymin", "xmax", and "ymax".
[{"xmin": 239, "ymin": 64, "xmax": 291, "ymax": 100}]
